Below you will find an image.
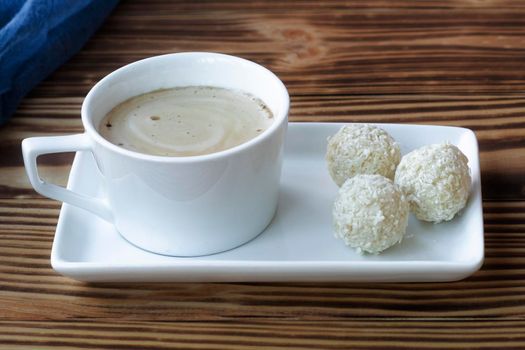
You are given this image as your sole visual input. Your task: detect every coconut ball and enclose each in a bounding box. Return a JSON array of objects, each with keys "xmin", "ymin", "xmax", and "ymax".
[
  {"xmin": 326, "ymin": 124, "xmax": 401, "ymax": 186},
  {"xmin": 333, "ymin": 174, "xmax": 409, "ymax": 254},
  {"xmin": 394, "ymin": 143, "xmax": 471, "ymax": 223}
]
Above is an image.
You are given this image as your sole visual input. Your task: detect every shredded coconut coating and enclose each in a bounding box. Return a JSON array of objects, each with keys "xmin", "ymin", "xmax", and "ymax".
[
  {"xmin": 333, "ymin": 174, "xmax": 409, "ymax": 254},
  {"xmin": 326, "ymin": 124, "xmax": 401, "ymax": 186},
  {"xmin": 394, "ymin": 143, "xmax": 471, "ymax": 223}
]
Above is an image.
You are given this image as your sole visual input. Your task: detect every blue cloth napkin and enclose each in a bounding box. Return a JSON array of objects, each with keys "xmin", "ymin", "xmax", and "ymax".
[{"xmin": 0, "ymin": 0, "xmax": 118, "ymax": 126}]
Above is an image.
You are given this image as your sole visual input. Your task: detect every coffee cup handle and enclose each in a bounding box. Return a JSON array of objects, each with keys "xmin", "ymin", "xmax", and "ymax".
[{"xmin": 21, "ymin": 133, "xmax": 113, "ymax": 222}]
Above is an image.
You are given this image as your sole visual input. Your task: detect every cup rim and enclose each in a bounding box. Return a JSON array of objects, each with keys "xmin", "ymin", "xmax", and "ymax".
[{"xmin": 81, "ymin": 52, "xmax": 289, "ymax": 163}]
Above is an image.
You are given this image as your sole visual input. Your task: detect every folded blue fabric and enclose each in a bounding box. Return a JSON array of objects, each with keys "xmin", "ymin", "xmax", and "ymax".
[{"xmin": 0, "ymin": 0, "xmax": 118, "ymax": 126}]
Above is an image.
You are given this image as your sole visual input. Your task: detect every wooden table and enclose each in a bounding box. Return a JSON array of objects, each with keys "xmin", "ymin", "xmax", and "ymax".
[{"xmin": 1, "ymin": 1, "xmax": 524, "ymax": 348}]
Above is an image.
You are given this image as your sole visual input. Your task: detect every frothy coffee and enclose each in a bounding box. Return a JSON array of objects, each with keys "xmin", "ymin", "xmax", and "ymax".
[{"xmin": 99, "ymin": 86, "xmax": 273, "ymax": 157}]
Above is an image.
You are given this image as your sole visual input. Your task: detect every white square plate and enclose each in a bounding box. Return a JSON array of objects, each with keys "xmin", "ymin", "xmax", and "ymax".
[{"xmin": 51, "ymin": 123, "xmax": 484, "ymax": 282}]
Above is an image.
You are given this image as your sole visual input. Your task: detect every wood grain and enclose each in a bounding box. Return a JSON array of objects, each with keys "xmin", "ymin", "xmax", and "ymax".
[
  {"xmin": 2, "ymin": 0, "xmax": 525, "ymax": 348},
  {"xmin": 29, "ymin": 0, "xmax": 525, "ymax": 98},
  {"xmin": 3, "ymin": 94, "xmax": 524, "ymax": 199},
  {"xmin": 0, "ymin": 199, "xmax": 524, "ymax": 321},
  {"xmin": 1, "ymin": 320, "xmax": 525, "ymax": 349}
]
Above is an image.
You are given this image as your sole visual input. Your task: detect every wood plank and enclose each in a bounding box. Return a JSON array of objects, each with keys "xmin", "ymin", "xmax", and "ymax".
[
  {"xmin": 24, "ymin": 0, "xmax": 525, "ymax": 98},
  {"xmin": 5, "ymin": 94, "xmax": 524, "ymax": 199},
  {"xmin": 1, "ymin": 320, "xmax": 525, "ymax": 349},
  {"xmin": 2, "ymin": 0, "xmax": 525, "ymax": 347},
  {"xmin": 0, "ymin": 199, "xmax": 523, "ymax": 321}
]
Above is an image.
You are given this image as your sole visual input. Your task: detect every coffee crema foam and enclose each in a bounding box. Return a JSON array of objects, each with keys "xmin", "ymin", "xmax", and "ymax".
[{"xmin": 99, "ymin": 86, "xmax": 274, "ymax": 157}]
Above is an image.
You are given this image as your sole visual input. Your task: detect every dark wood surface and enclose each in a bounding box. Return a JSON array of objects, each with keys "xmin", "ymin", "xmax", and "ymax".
[{"xmin": 1, "ymin": 1, "xmax": 525, "ymax": 348}]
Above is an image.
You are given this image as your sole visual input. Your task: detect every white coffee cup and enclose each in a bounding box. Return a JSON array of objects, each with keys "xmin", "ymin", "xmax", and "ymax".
[{"xmin": 22, "ymin": 52, "xmax": 289, "ymax": 256}]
